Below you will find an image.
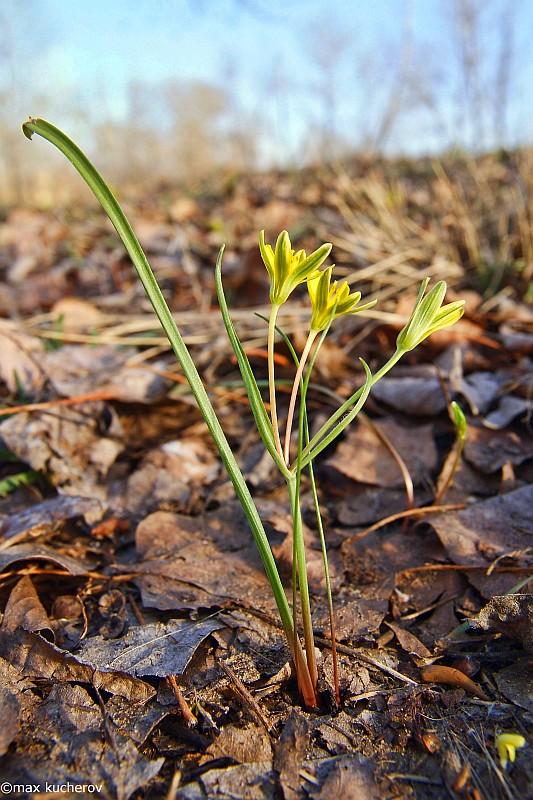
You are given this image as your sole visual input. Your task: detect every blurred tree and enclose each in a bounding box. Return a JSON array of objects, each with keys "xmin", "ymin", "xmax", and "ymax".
[
  {"xmin": 165, "ymin": 80, "xmax": 229, "ymax": 180},
  {"xmin": 447, "ymin": 0, "xmax": 518, "ymax": 150},
  {"xmin": 0, "ymin": 0, "xmax": 51, "ymax": 203},
  {"xmin": 304, "ymin": 14, "xmax": 352, "ymax": 161}
]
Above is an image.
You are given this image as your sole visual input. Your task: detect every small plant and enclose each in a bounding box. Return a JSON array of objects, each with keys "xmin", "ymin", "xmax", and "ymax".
[
  {"xmin": 496, "ymin": 733, "xmax": 527, "ymax": 770},
  {"xmin": 22, "ymin": 118, "xmax": 465, "ymax": 709}
]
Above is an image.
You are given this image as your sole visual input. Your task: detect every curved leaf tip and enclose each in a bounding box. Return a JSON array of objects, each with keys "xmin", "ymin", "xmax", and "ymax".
[{"xmin": 22, "ymin": 119, "xmax": 36, "ymax": 140}]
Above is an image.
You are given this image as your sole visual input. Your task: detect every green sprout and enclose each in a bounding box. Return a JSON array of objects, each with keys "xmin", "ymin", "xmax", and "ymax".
[
  {"xmin": 22, "ymin": 118, "xmax": 465, "ymax": 709},
  {"xmin": 434, "ymin": 400, "xmax": 467, "ymax": 504}
]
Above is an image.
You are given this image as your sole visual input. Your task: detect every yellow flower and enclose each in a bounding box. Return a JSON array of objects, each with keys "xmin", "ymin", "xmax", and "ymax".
[
  {"xmin": 396, "ymin": 278, "xmax": 465, "ymax": 352},
  {"xmin": 308, "ymin": 267, "xmax": 376, "ymax": 332},
  {"xmin": 259, "ymin": 230, "xmax": 332, "ymax": 305},
  {"xmin": 497, "ymin": 733, "xmax": 526, "ymax": 769}
]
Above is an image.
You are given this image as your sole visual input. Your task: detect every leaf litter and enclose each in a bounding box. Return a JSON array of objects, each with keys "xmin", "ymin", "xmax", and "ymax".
[{"xmin": 0, "ymin": 158, "xmax": 532, "ymax": 799}]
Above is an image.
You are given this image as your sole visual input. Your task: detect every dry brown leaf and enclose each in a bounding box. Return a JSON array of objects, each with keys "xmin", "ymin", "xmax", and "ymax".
[
  {"xmin": 126, "ymin": 439, "xmax": 219, "ymax": 513},
  {"xmin": 0, "ymin": 575, "xmax": 53, "ymax": 637},
  {"xmin": 493, "ymin": 659, "xmax": 533, "ymax": 711},
  {"xmin": 0, "ymin": 322, "xmax": 46, "ymax": 393},
  {"xmin": 428, "ymin": 485, "xmax": 533, "ymax": 595},
  {"xmin": 7, "ymin": 683, "xmax": 164, "ymax": 800},
  {"xmin": 474, "ymin": 594, "xmax": 533, "ymax": 651},
  {"xmin": 0, "ymin": 543, "xmax": 95, "ymax": 576},
  {"xmin": 75, "ymin": 618, "xmax": 223, "ymax": 678},
  {"xmin": 42, "ymin": 343, "xmax": 171, "ymax": 403},
  {"xmin": 51, "ymin": 297, "xmax": 107, "ymax": 332},
  {"xmin": 1, "ymin": 403, "xmax": 124, "ymax": 499},
  {"xmin": 0, "ymin": 495, "xmax": 104, "ymax": 545},
  {"xmin": 370, "ymin": 375, "xmax": 447, "ymax": 416},
  {"xmin": 0, "ymin": 685, "xmax": 21, "ymax": 756},
  {"xmin": 420, "ymin": 664, "xmax": 488, "ymax": 700},
  {"xmin": 386, "ymin": 621, "xmax": 432, "ymax": 660},
  {"xmin": 311, "ymin": 755, "xmax": 382, "ymax": 800},
  {"xmin": 199, "ymin": 762, "xmax": 275, "ymax": 800},
  {"xmin": 464, "ymin": 425, "xmax": 533, "ymax": 473},
  {"xmin": 314, "ymin": 598, "xmax": 388, "ymax": 643},
  {"xmin": 207, "ymin": 722, "xmax": 273, "ymax": 764},
  {"xmin": 132, "ymin": 505, "xmax": 276, "ymax": 614},
  {"xmin": 327, "ymin": 418, "xmax": 438, "ymax": 488},
  {"xmin": 334, "ymin": 484, "xmax": 432, "ymax": 527},
  {"xmin": 273, "ymin": 710, "xmax": 311, "ymax": 800}
]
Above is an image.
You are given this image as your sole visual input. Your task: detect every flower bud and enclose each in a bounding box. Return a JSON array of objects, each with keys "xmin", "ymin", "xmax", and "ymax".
[
  {"xmin": 308, "ymin": 267, "xmax": 376, "ymax": 332},
  {"xmin": 396, "ymin": 278, "xmax": 465, "ymax": 352},
  {"xmin": 259, "ymin": 230, "xmax": 332, "ymax": 305}
]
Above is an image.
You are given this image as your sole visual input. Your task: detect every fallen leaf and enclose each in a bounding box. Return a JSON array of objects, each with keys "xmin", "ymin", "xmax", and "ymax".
[
  {"xmin": 474, "ymin": 594, "xmax": 533, "ymax": 652},
  {"xmin": 75, "ymin": 618, "xmax": 223, "ymax": 678},
  {"xmin": 428, "ymin": 485, "xmax": 533, "ymax": 595},
  {"xmin": 493, "ymin": 660, "xmax": 533, "ymax": 711},
  {"xmin": 0, "ymin": 495, "xmax": 104, "ymax": 544},
  {"xmin": 314, "ymin": 598, "xmax": 388, "ymax": 643},
  {"xmin": 386, "ymin": 621, "xmax": 432, "ymax": 660},
  {"xmin": 7, "ymin": 683, "xmax": 164, "ymax": 800},
  {"xmin": 0, "ymin": 575, "xmax": 53, "ymax": 638},
  {"xmin": 311, "ymin": 755, "xmax": 382, "ymax": 800},
  {"xmin": 455, "ymin": 370, "xmax": 503, "ymax": 415},
  {"xmin": 104, "ymin": 695, "xmax": 172, "ymax": 745},
  {"xmin": 0, "ymin": 543, "xmax": 94, "ymax": 575},
  {"xmin": 334, "ymin": 484, "xmax": 432, "ymax": 527},
  {"xmin": 42, "ymin": 344, "xmax": 172, "ymax": 403},
  {"xmin": 273, "ymin": 711, "xmax": 311, "ymax": 800},
  {"xmin": 51, "ymin": 297, "xmax": 107, "ymax": 332},
  {"xmin": 0, "ymin": 403, "xmax": 124, "ymax": 499},
  {"xmin": 0, "ymin": 685, "xmax": 20, "ymax": 756},
  {"xmin": 483, "ymin": 394, "xmax": 531, "ymax": 429},
  {"xmin": 370, "ymin": 374, "xmax": 447, "ymax": 416},
  {"xmin": 132, "ymin": 505, "xmax": 277, "ymax": 614},
  {"xmin": 198, "ymin": 762, "xmax": 275, "ymax": 800},
  {"xmin": 464, "ymin": 426, "xmax": 533, "ymax": 473},
  {"xmin": 420, "ymin": 664, "xmax": 488, "ymax": 700},
  {"xmin": 327, "ymin": 418, "xmax": 438, "ymax": 488},
  {"xmin": 207, "ymin": 722, "xmax": 273, "ymax": 763},
  {"xmin": 0, "ymin": 656, "xmax": 41, "ymax": 756},
  {"xmin": 0, "ymin": 627, "xmax": 155, "ymax": 704},
  {"xmin": 126, "ymin": 439, "xmax": 219, "ymax": 513},
  {"xmin": 0, "ymin": 321, "xmax": 46, "ymax": 393}
]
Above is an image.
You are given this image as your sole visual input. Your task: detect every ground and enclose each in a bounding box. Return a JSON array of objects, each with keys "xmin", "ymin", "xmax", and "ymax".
[{"xmin": 0, "ymin": 153, "xmax": 532, "ymax": 799}]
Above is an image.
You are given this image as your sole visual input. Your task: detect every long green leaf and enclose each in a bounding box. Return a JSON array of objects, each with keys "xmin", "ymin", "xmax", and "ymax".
[{"xmin": 21, "ymin": 118, "xmax": 296, "ymax": 642}]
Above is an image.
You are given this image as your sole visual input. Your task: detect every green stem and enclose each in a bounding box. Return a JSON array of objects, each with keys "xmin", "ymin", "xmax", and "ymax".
[
  {"xmin": 434, "ymin": 439, "xmax": 465, "ymax": 505},
  {"xmin": 300, "ymin": 330, "xmax": 340, "ymax": 703},
  {"xmin": 283, "ymin": 330, "xmax": 317, "ymax": 465},
  {"xmin": 272, "ymin": 312, "xmax": 337, "ymax": 699},
  {"xmin": 268, "ymin": 303, "xmax": 284, "ymax": 460},
  {"xmin": 288, "ymin": 474, "xmax": 318, "ymax": 690},
  {"xmin": 308, "ymin": 453, "xmax": 339, "ymax": 703}
]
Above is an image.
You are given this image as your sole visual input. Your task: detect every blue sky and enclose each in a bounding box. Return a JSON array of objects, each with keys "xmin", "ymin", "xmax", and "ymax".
[{"xmin": 6, "ymin": 0, "xmax": 533, "ymax": 162}]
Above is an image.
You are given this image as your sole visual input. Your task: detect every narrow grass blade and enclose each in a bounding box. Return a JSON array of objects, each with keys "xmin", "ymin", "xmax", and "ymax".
[{"xmin": 21, "ymin": 118, "xmax": 297, "ymax": 648}]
